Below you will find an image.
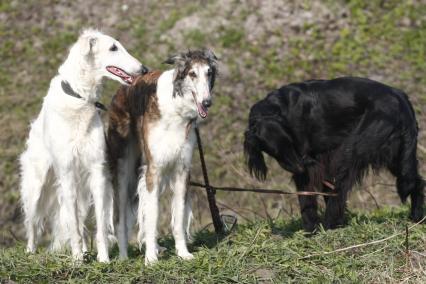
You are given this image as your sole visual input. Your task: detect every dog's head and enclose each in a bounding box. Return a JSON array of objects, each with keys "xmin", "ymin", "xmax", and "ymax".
[
  {"xmin": 72, "ymin": 29, "xmax": 148, "ymax": 85},
  {"xmin": 164, "ymin": 49, "xmax": 218, "ymax": 119}
]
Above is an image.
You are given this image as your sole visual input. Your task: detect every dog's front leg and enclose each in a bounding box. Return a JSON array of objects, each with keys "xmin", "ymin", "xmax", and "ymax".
[
  {"xmin": 56, "ymin": 166, "xmax": 84, "ymax": 261},
  {"xmin": 292, "ymin": 172, "xmax": 320, "ymax": 232},
  {"xmin": 171, "ymin": 169, "xmax": 193, "ymax": 260},
  {"xmin": 88, "ymin": 163, "xmax": 111, "ymax": 263},
  {"xmin": 142, "ymin": 166, "xmax": 160, "ymax": 265},
  {"xmin": 172, "ymin": 169, "xmax": 194, "ymax": 259},
  {"xmin": 324, "ymin": 181, "xmax": 349, "ymax": 230}
]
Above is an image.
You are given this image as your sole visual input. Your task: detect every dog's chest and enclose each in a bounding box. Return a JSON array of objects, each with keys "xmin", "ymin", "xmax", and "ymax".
[
  {"xmin": 49, "ymin": 105, "xmax": 103, "ymax": 151},
  {"xmin": 148, "ymin": 122, "xmax": 195, "ymax": 168},
  {"xmin": 67, "ymin": 108, "xmax": 100, "ymax": 142}
]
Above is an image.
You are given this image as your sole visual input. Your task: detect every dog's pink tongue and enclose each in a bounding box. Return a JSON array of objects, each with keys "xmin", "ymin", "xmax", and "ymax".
[{"xmin": 197, "ymin": 103, "xmax": 208, "ymax": 119}]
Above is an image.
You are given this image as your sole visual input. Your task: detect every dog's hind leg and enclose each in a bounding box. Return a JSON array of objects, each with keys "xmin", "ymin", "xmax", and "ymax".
[
  {"xmin": 325, "ymin": 113, "xmax": 396, "ymax": 229},
  {"xmin": 136, "ymin": 165, "xmax": 147, "ymax": 248},
  {"xmin": 115, "ymin": 138, "xmax": 139, "ymax": 260},
  {"xmin": 293, "ymin": 172, "xmax": 320, "ymax": 232},
  {"xmin": 117, "ymin": 161, "xmax": 130, "ymax": 259},
  {"xmin": 390, "ymin": 130, "xmax": 424, "ymax": 222},
  {"xmin": 409, "ymin": 177, "xmax": 424, "ymax": 222},
  {"xmin": 19, "ymin": 143, "xmax": 51, "ymax": 253},
  {"xmin": 116, "ymin": 150, "xmax": 138, "ymax": 260}
]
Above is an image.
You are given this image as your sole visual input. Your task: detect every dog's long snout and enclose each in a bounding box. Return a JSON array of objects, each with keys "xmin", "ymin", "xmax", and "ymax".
[
  {"xmin": 140, "ymin": 65, "xmax": 149, "ymax": 75},
  {"xmin": 202, "ymin": 99, "xmax": 212, "ymax": 108}
]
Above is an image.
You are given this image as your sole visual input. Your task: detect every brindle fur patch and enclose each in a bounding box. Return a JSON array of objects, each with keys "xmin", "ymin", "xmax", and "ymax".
[{"xmin": 107, "ymin": 71, "xmax": 162, "ymax": 192}]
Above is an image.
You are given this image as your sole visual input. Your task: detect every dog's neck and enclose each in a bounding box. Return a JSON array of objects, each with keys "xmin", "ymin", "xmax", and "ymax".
[{"xmin": 58, "ymin": 57, "xmax": 103, "ymax": 102}]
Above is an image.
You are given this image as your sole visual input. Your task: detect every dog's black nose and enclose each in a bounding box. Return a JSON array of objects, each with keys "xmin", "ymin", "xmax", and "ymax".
[
  {"xmin": 140, "ymin": 65, "xmax": 149, "ymax": 75},
  {"xmin": 202, "ymin": 99, "xmax": 212, "ymax": 108}
]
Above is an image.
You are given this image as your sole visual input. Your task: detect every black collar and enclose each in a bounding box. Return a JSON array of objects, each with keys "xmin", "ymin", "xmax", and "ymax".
[{"xmin": 61, "ymin": 80, "xmax": 107, "ymax": 111}]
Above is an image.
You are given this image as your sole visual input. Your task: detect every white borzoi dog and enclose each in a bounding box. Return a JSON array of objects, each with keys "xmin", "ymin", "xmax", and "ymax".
[
  {"xmin": 106, "ymin": 49, "xmax": 218, "ymax": 264},
  {"xmin": 19, "ymin": 29, "xmax": 147, "ymax": 262}
]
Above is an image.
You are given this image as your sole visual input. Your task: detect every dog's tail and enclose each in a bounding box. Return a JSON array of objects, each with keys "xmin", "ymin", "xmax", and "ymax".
[{"xmin": 244, "ymin": 128, "xmax": 268, "ymax": 181}]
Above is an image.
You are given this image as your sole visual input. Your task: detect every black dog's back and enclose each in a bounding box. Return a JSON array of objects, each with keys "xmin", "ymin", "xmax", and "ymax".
[
  {"xmin": 245, "ymin": 77, "xmax": 424, "ymax": 231},
  {"xmin": 248, "ymin": 77, "xmax": 417, "ymax": 154}
]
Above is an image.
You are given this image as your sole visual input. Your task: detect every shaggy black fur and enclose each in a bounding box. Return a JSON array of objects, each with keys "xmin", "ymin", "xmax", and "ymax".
[{"xmin": 244, "ymin": 77, "xmax": 424, "ymax": 232}]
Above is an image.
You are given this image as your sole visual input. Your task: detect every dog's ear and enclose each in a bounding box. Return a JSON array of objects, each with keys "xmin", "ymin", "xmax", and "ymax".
[
  {"xmin": 163, "ymin": 54, "xmax": 184, "ymax": 65},
  {"xmin": 204, "ymin": 49, "xmax": 218, "ymax": 62},
  {"xmin": 79, "ymin": 35, "xmax": 98, "ymax": 57},
  {"xmin": 203, "ymin": 49, "xmax": 218, "ymax": 90},
  {"xmin": 163, "ymin": 53, "xmax": 187, "ymax": 97}
]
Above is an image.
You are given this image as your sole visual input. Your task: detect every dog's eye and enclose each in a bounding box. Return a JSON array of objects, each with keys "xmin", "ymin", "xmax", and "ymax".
[
  {"xmin": 207, "ymin": 68, "xmax": 212, "ymax": 76},
  {"xmin": 189, "ymin": 71, "xmax": 197, "ymax": 79},
  {"xmin": 109, "ymin": 44, "xmax": 118, "ymax": 52}
]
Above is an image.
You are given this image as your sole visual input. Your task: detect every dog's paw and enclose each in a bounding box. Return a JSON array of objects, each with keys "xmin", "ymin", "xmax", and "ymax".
[
  {"xmin": 71, "ymin": 252, "xmax": 84, "ymax": 265},
  {"xmin": 177, "ymin": 250, "xmax": 194, "ymax": 260},
  {"xmin": 74, "ymin": 251, "xmax": 84, "ymax": 260},
  {"xmin": 144, "ymin": 253, "xmax": 158, "ymax": 265},
  {"xmin": 410, "ymin": 207, "xmax": 424, "ymax": 223},
  {"xmin": 26, "ymin": 246, "xmax": 36, "ymax": 254},
  {"xmin": 118, "ymin": 253, "xmax": 128, "ymax": 261},
  {"xmin": 97, "ymin": 254, "xmax": 110, "ymax": 263}
]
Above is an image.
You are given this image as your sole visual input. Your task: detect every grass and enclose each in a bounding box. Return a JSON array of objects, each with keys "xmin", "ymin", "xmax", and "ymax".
[
  {"xmin": 1, "ymin": 207, "xmax": 426, "ymax": 283},
  {"xmin": 218, "ymin": 27, "xmax": 245, "ymax": 48}
]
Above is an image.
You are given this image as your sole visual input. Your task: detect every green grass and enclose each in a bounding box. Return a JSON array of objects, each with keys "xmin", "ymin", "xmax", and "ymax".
[
  {"xmin": 218, "ymin": 27, "xmax": 245, "ymax": 48},
  {"xmin": 1, "ymin": 207, "xmax": 426, "ymax": 283},
  {"xmin": 184, "ymin": 29, "xmax": 207, "ymax": 47}
]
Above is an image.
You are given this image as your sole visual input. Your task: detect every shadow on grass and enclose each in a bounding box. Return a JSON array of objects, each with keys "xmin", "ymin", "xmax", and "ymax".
[
  {"xmin": 267, "ymin": 206, "xmax": 413, "ymax": 239},
  {"xmin": 158, "ymin": 231, "xmax": 226, "ymax": 260},
  {"xmin": 346, "ymin": 206, "xmax": 415, "ymax": 225},
  {"xmin": 107, "ymin": 229, "xmax": 227, "ymax": 261},
  {"xmin": 191, "ymin": 229, "xmax": 227, "ymax": 250},
  {"xmin": 268, "ymin": 218, "xmax": 305, "ymax": 238},
  {"xmin": 106, "ymin": 206, "xmax": 416, "ymax": 261}
]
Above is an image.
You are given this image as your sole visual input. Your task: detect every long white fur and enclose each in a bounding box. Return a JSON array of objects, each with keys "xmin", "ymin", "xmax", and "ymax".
[
  {"xmin": 135, "ymin": 64, "xmax": 212, "ymax": 265},
  {"xmin": 19, "ymin": 29, "xmax": 142, "ymax": 262}
]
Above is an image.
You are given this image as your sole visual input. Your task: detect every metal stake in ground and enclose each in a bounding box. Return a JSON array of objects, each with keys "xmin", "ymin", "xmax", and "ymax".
[{"xmin": 194, "ymin": 126, "xmax": 224, "ymax": 234}]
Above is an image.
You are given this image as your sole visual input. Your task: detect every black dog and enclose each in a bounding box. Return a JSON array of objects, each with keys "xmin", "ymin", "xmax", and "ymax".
[{"xmin": 244, "ymin": 77, "xmax": 424, "ymax": 232}]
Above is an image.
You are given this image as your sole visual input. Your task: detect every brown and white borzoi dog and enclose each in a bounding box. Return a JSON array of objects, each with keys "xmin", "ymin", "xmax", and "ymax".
[{"xmin": 107, "ymin": 49, "xmax": 218, "ymax": 264}]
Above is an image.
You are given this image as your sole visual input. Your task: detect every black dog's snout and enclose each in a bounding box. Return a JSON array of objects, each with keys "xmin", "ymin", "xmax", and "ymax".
[
  {"xmin": 140, "ymin": 65, "xmax": 150, "ymax": 75},
  {"xmin": 202, "ymin": 99, "xmax": 212, "ymax": 108}
]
